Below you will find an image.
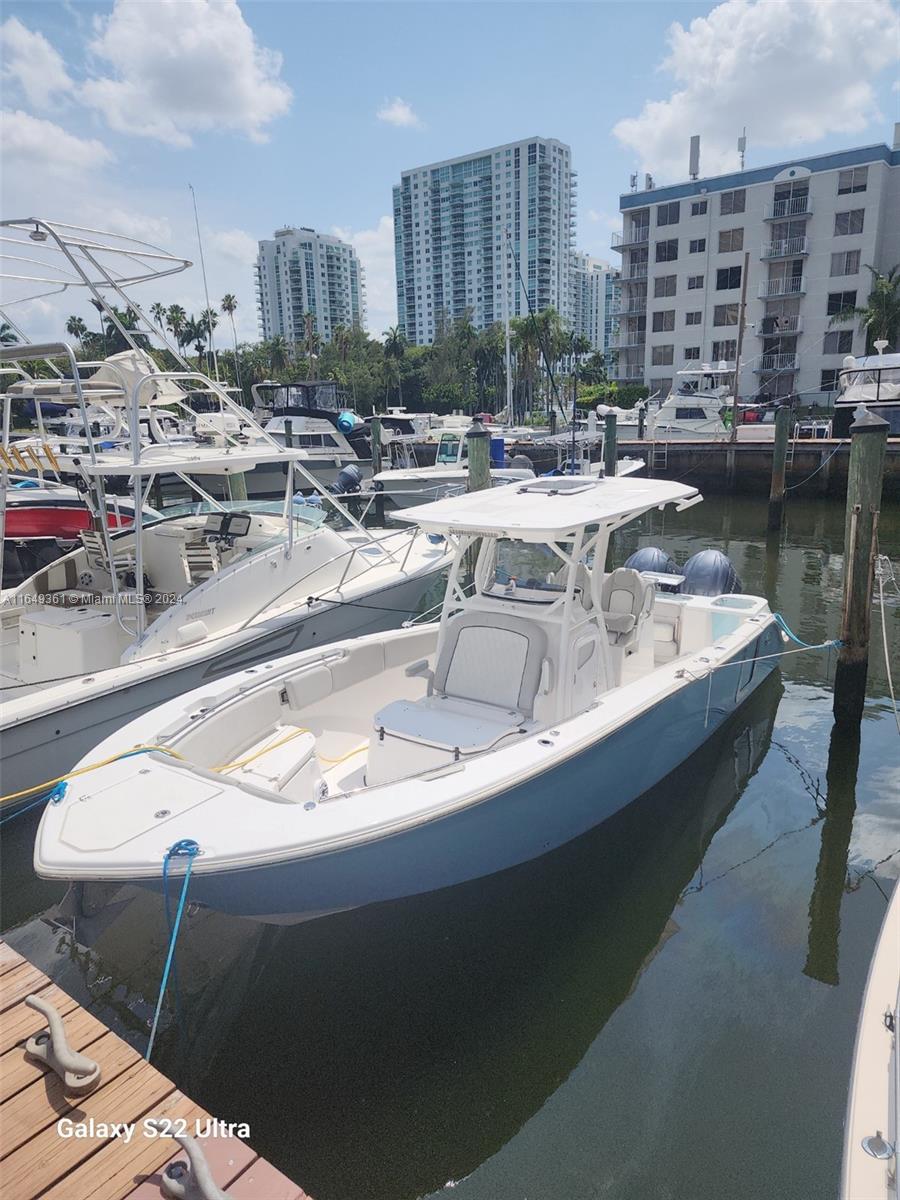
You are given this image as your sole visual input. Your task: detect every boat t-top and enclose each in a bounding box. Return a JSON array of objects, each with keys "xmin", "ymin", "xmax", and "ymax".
[{"xmin": 34, "ymin": 473, "xmax": 783, "ymax": 923}]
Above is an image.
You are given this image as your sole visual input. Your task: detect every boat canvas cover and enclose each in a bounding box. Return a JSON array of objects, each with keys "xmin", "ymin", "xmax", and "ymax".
[{"xmin": 392, "ymin": 476, "xmax": 699, "ymax": 540}]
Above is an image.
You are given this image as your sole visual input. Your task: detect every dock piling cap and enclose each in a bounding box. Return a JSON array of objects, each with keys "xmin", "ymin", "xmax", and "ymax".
[{"xmin": 850, "ymin": 403, "xmax": 890, "ymax": 434}]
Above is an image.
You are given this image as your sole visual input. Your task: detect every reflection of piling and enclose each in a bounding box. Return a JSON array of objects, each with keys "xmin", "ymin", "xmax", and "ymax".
[
  {"xmin": 603, "ymin": 413, "xmax": 618, "ymax": 479},
  {"xmin": 766, "ymin": 404, "xmax": 792, "ymax": 531},
  {"xmin": 803, "ymin": 722, "xmax": 860, "ymax": 986},
  {"xmin": 833, "ymin": 406, "xmax": 889, "ymax": 727},
  {"xmin": 228, "ymin": 471, "xmax": 248, "ymax": 501}
]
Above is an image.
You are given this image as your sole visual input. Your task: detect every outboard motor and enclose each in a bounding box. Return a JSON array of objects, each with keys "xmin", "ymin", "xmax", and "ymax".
[
  {"xmin": 625, "ymin": 546, "xmax": 680, "ymax": 590},
  {"xmin": 679, "ymin": 549, "xmax": 742, "ymax": 596},
  {"xmin": 509, "ymin": 454, "xmax": 535, "ymax": 475},
  {"xmin": 329, "ymin": 463, "xmax": 363, "ymax": 495}
]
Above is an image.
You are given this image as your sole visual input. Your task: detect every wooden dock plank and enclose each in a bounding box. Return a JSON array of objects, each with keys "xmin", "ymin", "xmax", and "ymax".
[
  {"xmin": 0, "ymin": 1061, "xmax": 176, "ymax": 1198},
  {"xmin": 123, "ymin": 1127, "xmax": 258, "ymax": 1199},
  {"xmin": 0, "ymin": 962, "xmax": 54, "ymax": 1014},
  {"xmin": 0, "ymin": 1030, "xmax": 140, "ymax": 1158},
  {"xmin": 38, "ymin": 1091, "xmax": 206, "ymax": 1200},
  {"xmin": 228, "ymin": 1158, "xmax": 311, "ymax": 1199},
  {"xmin": 0, "ymin": 943, "xmax": 25, "ymax": 976},
  {"xmin": 0, "ymin": 1002, "xmax": 111, "ymax": 1104},
  {"xmin": 0, "ymin": 982, "xmax": 80, "ymax": 1056}
]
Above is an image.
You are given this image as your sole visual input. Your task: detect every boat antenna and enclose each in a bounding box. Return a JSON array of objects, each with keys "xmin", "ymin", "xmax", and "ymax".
[
  {"xmin": 188, "ymin": 183, "xmax": 220, "ymax": 382},
  {"xmin": 504, "ymin": 228, "xmax": 567, "ymax": 426}
]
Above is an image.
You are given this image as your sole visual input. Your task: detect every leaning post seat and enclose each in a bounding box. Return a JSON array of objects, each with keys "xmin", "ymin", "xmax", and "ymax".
[
  {"xmin": 367, "ymin": 610, "xmax": 547, "ymax": 787},
  {"xmin": 600, "ymin": 568, "xmax": 654, "ymax": 650}
]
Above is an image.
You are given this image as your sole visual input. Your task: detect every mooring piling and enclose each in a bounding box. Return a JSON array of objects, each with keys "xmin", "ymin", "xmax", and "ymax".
[
  {"xmin": 369, "ymin": 415, "xmax": 382, "ymax": 473},
  {"xmin": 603, "ymin": 412, "xmax": 618, "ymax": 478},
  {"xmin": 466, "ymin": 414, "xmax": 491, "ymax": 492},
  {"xmin": 766, "ymin": 404, "xmax": 792, "ymax": 531},
  {"xmin": 833, "ymin": 405, "xmax": 889, "ymax": 727}
]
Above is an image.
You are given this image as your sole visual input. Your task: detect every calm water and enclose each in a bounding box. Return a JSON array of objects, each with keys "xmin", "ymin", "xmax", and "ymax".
[{"xmin": 2, "ymin": 495, "xmax": 898, "ymax": 1200}]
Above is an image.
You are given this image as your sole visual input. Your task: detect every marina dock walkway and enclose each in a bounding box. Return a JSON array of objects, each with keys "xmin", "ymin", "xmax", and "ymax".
[{"xmin": 0, "ymin": 941, "xmax": 310, "ymax": 1200}]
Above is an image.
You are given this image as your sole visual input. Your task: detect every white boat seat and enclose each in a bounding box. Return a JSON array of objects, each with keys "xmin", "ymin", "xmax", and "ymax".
[
  {"xmin": 601, "ymin": 568, "xmax": 654, "ymax": 650},
  {"xmin": 79, "ymin": 529, "xmax": 134, "ymax": 580},
  {"xmin": 375, "ymin": 695, "xmax": 528, "ymax": 755},
  {"xmin": 432, "ymin": 610, "xmax": 547, "ymax": 717}
]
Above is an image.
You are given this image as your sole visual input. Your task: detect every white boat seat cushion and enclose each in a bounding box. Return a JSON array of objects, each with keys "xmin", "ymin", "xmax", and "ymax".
[
  {"xmin": 600, "ymin": 568, "xmax": 654, "ymax": 647},
  {"xmin": 374, "ymin": 695, "xmax": 528, "ymax": 756},
  {"xmin": 433, "ymin": 610, "xmax": 547, "ymax": 717}
]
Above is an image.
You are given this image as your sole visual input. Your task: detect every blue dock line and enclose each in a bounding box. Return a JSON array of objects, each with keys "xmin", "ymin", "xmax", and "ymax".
[
  {"xmin": 772, "ymin": 612, "xmax": 842, "ymax": 651},
  {"xmin": 0, "ymin": 781, "xmax": 68, "ymax": 827},
  {"xmin": 146, "ymin": 839, "xmax": 200, "ymax": 1062}
]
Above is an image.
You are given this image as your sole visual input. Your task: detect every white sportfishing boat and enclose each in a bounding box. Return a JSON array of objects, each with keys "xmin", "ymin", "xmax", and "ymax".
[
  {"xmin": 649, "ymin": 365, "xmax": 776, "ymax": 442},
  {"xmin": 832, "ymin": 350, "xmax": 900, "ymax": 438},
  {"xmin": 35, "ymin": 474, "xmax": 782, "ymax": 923},
  {"xmin": 841, "ymin": 880, "xmax": 899, "ymax": 1200}
]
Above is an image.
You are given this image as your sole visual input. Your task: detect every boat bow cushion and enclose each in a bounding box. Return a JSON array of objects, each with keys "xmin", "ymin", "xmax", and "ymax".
[{"xmin": 433, "ymin": 611, "xmax": 547, "ymax": 717}]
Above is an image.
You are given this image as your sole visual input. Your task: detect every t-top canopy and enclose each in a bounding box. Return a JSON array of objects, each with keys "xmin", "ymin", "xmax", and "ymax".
[
  {"xmin": 392, "ymin": 475, "xmax": 701, "ymax": 540},
  {"xmin": 81, "ymin": 445, "xmax": 310, "ymax": 477}
]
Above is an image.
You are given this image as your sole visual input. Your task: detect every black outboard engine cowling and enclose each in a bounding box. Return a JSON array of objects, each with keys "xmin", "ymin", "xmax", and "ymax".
[
  {"xmin": 679, "ymin": 549, "xmax": 742, "ymax": 596},
  {"xmin": 625, "ymin": 546, "xmax": 679, "ymax": 576},
  {"xmin": 329, "ymin": 464, "xmax": 363, "ymax": 495}
]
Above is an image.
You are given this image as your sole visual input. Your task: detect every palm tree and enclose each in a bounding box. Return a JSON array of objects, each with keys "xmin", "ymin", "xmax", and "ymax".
[
  {"xmin": 829, "ymin": 264, "xmax": 900, "ymax": 352},
  {"xmin": 182, "ymin": 316, "xmax": 206, "ymax": 370},
  {"xmin": 267, "ymin": 335, "xmax": 290, "ymax": 375},
  {"xmin": 65, "ymin": 315, "xmax": 88, "ymax": 352},
  {"xmin": 383, "ymin": 325, "xmax": 406, "ymax": 404},
  {"xmin": 165, "ymin": 305, "xmax": 187, "ymax": 353},
  {"xmin": 220, "ymin": 294, "xmax": 242, "ymax": 393},
  {"xmin": 201, "ymin": 306, "xmax": 219, "ymax": 373},
  {"xmin": 149, "ymin": 302, "xmax": 167, "ymax": 335}
]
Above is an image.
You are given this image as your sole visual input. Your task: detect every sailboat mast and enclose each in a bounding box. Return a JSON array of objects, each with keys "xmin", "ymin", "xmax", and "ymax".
[{"xmin": 503, "ymin": 228, "xmax": 512, "ymax": 419}]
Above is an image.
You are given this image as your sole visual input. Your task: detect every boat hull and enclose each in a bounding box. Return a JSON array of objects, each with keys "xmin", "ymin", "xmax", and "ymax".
[
  {"xmin": 1, "ymin": 570, "xmax": 441, "ymax": 805},
  {"xmin": 160, "ymin": 620, "xmax": 782, "ymax": 923}
]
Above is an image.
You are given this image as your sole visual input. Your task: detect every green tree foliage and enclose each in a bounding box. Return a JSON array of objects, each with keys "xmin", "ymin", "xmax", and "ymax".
[{"xmin": 829, "ymin": 264, "xmax": 900, "ymax": 352}]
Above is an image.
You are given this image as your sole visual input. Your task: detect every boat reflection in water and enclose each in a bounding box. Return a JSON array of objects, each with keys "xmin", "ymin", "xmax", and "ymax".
[{"xmin": 42, "ymin": 672, "xmax": 781, "ymax": 1200}]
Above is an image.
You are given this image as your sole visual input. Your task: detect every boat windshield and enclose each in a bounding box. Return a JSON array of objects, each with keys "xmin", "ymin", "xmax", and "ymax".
[
  {"xmin": 156, "ymin": 498, "xmax": 328, "ymax": 530},
  {"xmin": 481, "ymin": 538, "xmax": 568, "ymax": 603}
]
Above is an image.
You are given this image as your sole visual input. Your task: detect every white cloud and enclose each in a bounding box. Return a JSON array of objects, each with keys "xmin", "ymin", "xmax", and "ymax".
[
  {"xmin": 104, "ymin": 209, "xmax": 174, "ymax": 246},
  {"xmin": 0, "ymin": 17, "xmax": 74, "ymax": 109},
  {"xmin": 376, "ymin": 97, "xmax": 423, "ymax": 129},
  {"xmin": 332, "ymin": 216, "xmax": 397, "ymax": 339},
  {"xmin": 208, "ymin": 228, "xmax": 259, "ymax": 266},
  {"xmin": 587, "ymin": 208, "xmax": 621, "ymax": 231},
  {"xmin": 613, "ymin": 0, "xmax": 900, "ymax": 179},
  {"xmin": 80, "ymin": 0, "xmax": 292, "ymax": 148},
  {"xmin": 1, "ymin": 109, "xmax": 113, "ymax": 176}
]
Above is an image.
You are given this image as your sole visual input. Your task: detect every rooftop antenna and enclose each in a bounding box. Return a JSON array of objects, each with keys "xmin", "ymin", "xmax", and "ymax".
[
  {"xmin": 188, "ymin": 182, "xmax": 220, "ymax": 382},
  {"xmin": 629, "ymin": 172, "xmax": 638, "ymax": 193},
  {"xmin": 689, "ymin": 135, "xmax": 700, "ymax": 181},
  {"xmin": 737, "ymin": 128, "xmax": 747, "ymax": 171},
  {"xmin": 644, "ymin": 172, "xmax": 654, "ymax": 191}
]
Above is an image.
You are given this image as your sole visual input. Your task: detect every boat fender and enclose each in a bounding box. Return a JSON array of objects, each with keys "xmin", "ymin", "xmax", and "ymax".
[
  {"xmin": 175, "ymin": 621, "xmax": 209, "ymax": 647},
  {"xmin": 24, "ymin": 994, "xmax": 102, "ymax": 1095}
]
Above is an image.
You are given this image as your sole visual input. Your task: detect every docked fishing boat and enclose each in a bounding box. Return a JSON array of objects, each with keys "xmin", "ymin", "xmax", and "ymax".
[
  {"xmin": 832, "ymin": 351, "xmax": 900, "ymax": 438},
  {"xmin": 34, "ymin": 474, "xmax": 782, "ymax": 922},
  {"xmin": 649, "ymin": 365, "xmax": 776, "ymax": 442},
  {"xmin": 841, "ymin": 880, "xmax": 899, "ymax": 1200}
]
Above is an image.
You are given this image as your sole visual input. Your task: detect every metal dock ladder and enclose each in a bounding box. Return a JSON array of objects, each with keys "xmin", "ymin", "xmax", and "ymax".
[{"xmin": 651, "ymin": 440, "xmax": 669, "ymax": 473}]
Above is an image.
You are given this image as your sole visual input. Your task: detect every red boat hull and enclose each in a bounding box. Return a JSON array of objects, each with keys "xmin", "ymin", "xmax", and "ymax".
[{"xmin": 4, "ymin": 504, "xmax": 133, "ymax": 541}]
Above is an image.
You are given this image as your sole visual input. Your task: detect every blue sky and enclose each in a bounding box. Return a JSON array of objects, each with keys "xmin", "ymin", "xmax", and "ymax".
[{"xmin": 2, "ymin": 0, "xmax": 898, "ymax": 341}]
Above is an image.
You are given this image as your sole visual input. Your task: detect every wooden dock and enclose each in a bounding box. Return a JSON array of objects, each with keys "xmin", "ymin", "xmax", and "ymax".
[{"xmin": 0, "ymin": 942, "xmax": 310, "ymax": 1200}]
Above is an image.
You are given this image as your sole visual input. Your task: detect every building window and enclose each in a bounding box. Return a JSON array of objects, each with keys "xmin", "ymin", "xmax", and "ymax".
[
  {"xmin": 716, "ymin": 265, "xmax": 742, "ymax": 290},
  {"xmin": 718, "ymin": 227, "xmax": 744, "ymax": 253},
  {"xmin": 820, "ymin": 369, "xmax": 840, "ymax": 391},
  {"xmin": 655, "ymin": 239, "xmax": 678, "ymax": 262},
  {"xmin": 823, "ymin": 330, "xmax": 853, "ymax": 354},
  {"xmin": 712, "ymin": 339, "xmax": 737, "ymax": 360},
  {"xmin": 713, "ymin": 303, "xmax": 739, "ymax": 326},
  {"xmin": 834, "ymin": 209, "xmax": 864, "ymax": 236},
  {"xmin": 837, "ymin": 166, "xmax": 868, "ymax": 194},
  {"xmin": 689, "ymin": 238, "xmax": 706, "ymax": 254},
  {"xmin": 830, "ymin": 249, "xmax": 861, "ymax": 276},
  {"xmin": 827, "ymin": 290, "xmax": 856, "ymax": 316},
  {"xmin": 651, "ymin": 344, "xmax": 674, "ymax": 366},
  {"xmin": 654, "ymin": 274, "xmax": 677, "ymax": 298},
  {"xmin": 690, "ymin": 200, "xmax": 708, "ymax": 216},
  {"xmin": 720, "ymin": 189, "xmax": 746, "ymax": 215},
  {"xmin": 685, "ymin": 311, "xmax": 702, "ymax": 325},
  {"xmin": 657, "ymin": 201, "xmax": 680, "ymax": 226},
  {"xmin": 684, "ymin": 346, "xmax": 700, "ymax": 360},
  {"xmin": 687, "ymin": 274, "xmax": 704, "ymax": 289},
  {"xmin": 652, "ymin": 309, "xmax": 675, "ymax": 332}
]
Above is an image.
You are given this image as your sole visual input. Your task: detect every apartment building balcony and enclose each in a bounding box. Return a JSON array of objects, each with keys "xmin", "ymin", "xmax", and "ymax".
[
  {"xmin": 611, "ymin": 333, "xmax": 646, "ymax": 351},
  {"xmin": 615, "ymin": 297, "xmax": 647, "ymax": 317},
  {"xmin": 624, "ymin": 262, "xmax": 649, "ymax": 280},
  {"xmin": 754, "ymin": 353, "xmax": 800, "ymax": 373},
  {"xmin": 763, "ymin": 196, "xmax": 812, "ymax": 220},
  {"xmin": 755, "ymin": 315, "xmax": 803, "ymax": 336},
  {"xmin": 614, "ymin": 364, "xmax": 646, "ymax": 381},
  {"xmin": 761, "ymin": 235, "xmax": 809, "ymax": 260},
  {"xmin": 611, "ymin": 227, "xmax": 650, "ymax": 252},
  {"xmin": 758, "ymin": 276, "xmax": 806, "ymax": 298}
]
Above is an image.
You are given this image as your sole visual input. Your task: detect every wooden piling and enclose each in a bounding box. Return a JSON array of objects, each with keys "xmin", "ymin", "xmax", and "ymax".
[
  {"xmin": 228, "ymin": 471, "xmax": 248, "ymax": 502},
  {"xmin": 466, "ymin": 415, "xmax": 491, "ymax": 492},
  {"xmin": 637, "ymin": 404, "xmax": 645, "ymax": 441},
  {"xmin": 766, "ymin": 404, "xmax": 792, "ymax": 531},
  {"xmin": 603, "ymin": 413, "xmax": 617, "ymax": 478},
  {"xmin": 833, "ymin": 406, "xmax": 889, "ymax": 727},
  {"xmin": 284, "ymin": 417, "xmax": 293, "ymax": 448},
  {"xmin": 369, "ymin": 416, "xmax": 382, "ymax": 474}
]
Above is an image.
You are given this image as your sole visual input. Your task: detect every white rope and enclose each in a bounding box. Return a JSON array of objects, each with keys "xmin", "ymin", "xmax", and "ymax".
[{"xmin": 875, "ymin": 553, "xmax": 900, "ymax": 737}]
